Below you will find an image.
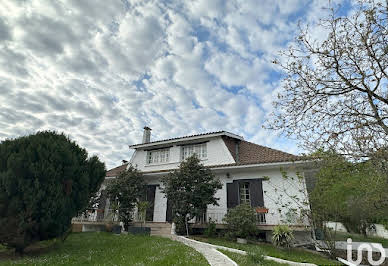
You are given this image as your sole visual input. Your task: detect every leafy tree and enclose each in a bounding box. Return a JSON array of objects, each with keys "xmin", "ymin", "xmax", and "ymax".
[
  {"xmin": 310, "ymin": 152, "xmax": 388, "ymax": 236},
  {"xmin": 161, "ymin": 156, "xmax": 222, "ymax": 236},
  {"xmin": 0, "ymin": 131, "xmax": 105, "ymax": 253},
  {"xmin": 106, "ymin": 166, "xmax": 145, "ymax": 230},
  {"xmin": 268, "ymin": 0, "xmax": 388, "ymax": 158}
]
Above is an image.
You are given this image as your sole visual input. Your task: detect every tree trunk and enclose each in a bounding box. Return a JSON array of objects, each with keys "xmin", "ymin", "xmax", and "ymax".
[{"xmin": 185, "ymin": 215, "xmax": 189, "ymax": 237}]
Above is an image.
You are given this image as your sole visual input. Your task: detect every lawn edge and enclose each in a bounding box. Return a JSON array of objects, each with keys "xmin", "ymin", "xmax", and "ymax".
[{"xmin": 180, "ymin": 236, "xmax": 317, "ymax": 266}]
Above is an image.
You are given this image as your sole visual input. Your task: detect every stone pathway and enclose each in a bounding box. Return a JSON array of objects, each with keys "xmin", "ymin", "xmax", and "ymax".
[{"xmin": 172, "ymin": 236, "xmax": 237, "ymax": 266}]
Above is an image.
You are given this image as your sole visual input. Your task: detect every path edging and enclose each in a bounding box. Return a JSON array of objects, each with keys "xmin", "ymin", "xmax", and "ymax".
[{"xmin": 180, "ymin": 237, "xmax": 317, "ymax": 266}]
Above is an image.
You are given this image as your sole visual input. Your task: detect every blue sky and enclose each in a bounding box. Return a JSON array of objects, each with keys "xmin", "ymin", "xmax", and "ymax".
[{"xmin": 0, "ymin": 0, "xmax": 352, "ymax": 169}]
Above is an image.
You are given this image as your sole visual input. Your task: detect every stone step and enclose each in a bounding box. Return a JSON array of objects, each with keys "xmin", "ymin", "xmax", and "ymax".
[{"xmin": 151, "ymin": 229, "xmax": 171, "ymax": 234}]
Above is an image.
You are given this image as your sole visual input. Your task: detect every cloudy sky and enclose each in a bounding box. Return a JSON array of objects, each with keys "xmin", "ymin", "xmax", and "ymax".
[{"xmin": 0, "ymin": 0, "xmax": 352, "ymax": 169}]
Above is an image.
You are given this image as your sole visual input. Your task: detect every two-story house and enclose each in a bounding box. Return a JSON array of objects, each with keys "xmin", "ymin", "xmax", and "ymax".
[{"xmin": 103, "ymin": 127, "xmax": 311, "ymax": 239}]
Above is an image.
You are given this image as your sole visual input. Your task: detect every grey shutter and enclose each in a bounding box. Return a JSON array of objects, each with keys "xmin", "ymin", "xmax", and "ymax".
[
  {"xmin": 249, "ymin": 179, "xmax": 264, "ymax": 207},
  {"xmin": 227, "ymin": 181, "xmax": 239, "ymax": 209}
]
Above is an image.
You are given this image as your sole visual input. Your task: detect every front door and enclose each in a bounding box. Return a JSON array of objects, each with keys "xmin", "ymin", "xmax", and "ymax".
[{"xmin": 146, "ymin": 185, "xmax": 156, "ymax": 222}]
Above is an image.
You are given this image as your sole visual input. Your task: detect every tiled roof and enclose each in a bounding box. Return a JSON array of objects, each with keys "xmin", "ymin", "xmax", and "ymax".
[
  {"xmin": 222, "ymin": 136, "xmax": 299, "ymax": 165},
  {"xmin": 129, "ymin": 131, "xmax": 243, "ymax": 148},
  {"xmin": 106, "ymin": 163, "xmax": 128, "ymax": 177}
]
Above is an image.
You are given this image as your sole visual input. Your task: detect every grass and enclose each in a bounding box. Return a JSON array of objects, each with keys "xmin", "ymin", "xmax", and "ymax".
[
  {"xmin": 218, "ymin": 249, "xmax": 288, "ymax": 266},
  {"xmin": 334, "ymin": 232, "xmax": 388, "ymax": 247},
  {"xmin": 0, "ymin": 232, "xmax": 209, "ymax": 265},
  {"xmin": 192, "ymin": 236, "xmax": 340, "ymax": 265}
]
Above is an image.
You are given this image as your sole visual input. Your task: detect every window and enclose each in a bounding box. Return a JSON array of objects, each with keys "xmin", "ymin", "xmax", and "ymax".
[
  {"xmin": 147, "ymin": 148, "xmax": 170, "ymax": 164},
  {"xmin": 181, "ymin": 143, "xmax": 207, "ymax": 160},
  {"xmin": 239, "ymin": 182, "xmax": 250, "ymax": 204}
]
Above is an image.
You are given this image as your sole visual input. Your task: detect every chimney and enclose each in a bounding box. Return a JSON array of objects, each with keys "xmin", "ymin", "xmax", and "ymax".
[{"xmin": 142, "ymin": 126, "xmax": 152, "ymax": 143}]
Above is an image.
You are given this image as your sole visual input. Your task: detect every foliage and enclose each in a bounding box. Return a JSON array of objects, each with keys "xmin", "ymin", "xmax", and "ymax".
[
  {"xmin": 272, "ymin": 225, "xmax": 294, "ymax": 248},
  {"xmin": 161, "ymin": 155, "xmax": 222, "ymax": 236},
  {"xmin": 223, "ymin": 203, "xmax": 257, "ymax": 239},
  {"xmin": 106, "ymin": 166, "xmax": 145, "ymax": 230},
  {"xmin": 204, "ymin": 219, "xmax": 217, "ymax": 238},
  {"xmin": 268, "ymin": 0, "xmax": 388, "ymax": 158},
  {"xmin": 0, "ymin": 233, "xmax": 209, "ymax": 265},
  {"xmin": 0, "ymin": 131, "xmax": 106, "ymax": 253},
  {"xmin": 309, "ymin": 152, "xmax": 388, "ymax": 236},
  {"xmin": 137, "ymin": 201, "xmax": 149, "ymax": 226}
]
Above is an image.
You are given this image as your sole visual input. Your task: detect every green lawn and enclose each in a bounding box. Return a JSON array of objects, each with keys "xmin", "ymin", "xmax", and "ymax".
[
  {"xmin": 334, "ymin": 232, "xmax": 388, "ymax": 247},
  {"xmin": 192, "ymin": 236, "xmax": 340, "ymax": 265},
  {"xmin": 218, "ymin": 249, "xmax": 287, "ymax": 266},
  {"xmin": 0, "ymin": 232, "xmax": 209, "ymax": 265}
]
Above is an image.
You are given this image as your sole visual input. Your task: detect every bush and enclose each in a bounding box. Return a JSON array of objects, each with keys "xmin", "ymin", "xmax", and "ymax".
[
  {"xmin": 223, "ymin": 204, "xmax": 257, "ymax": 239},
  {"xmin": 204, "ymin": 219, "xmax": 217, "ymax": 237},
  {"xmin": 0, "ymin": 131, "xmax": 106, "ymax": 253},
  {"xmin": 272, "ymin": 225, "xmax": 294, "ymax": 248}
]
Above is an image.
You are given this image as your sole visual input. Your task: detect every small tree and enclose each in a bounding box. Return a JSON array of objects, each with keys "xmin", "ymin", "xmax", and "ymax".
[
  {"xmin": 161, "ymin": 156, "xmax": 222, "ymax": 236},
  {"xmin": 106, "ymin": 166, "xmax": 145, "ymax": 231},
  {"xmin": 0, "ymin": 131, "xmax": 106, "ymax": 253},
  {"xmin": 223, "ymin": 204, "xmax": 257, "ymax": 239}
]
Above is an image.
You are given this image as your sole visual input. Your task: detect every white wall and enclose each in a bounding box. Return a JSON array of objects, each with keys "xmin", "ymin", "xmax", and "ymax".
[
  {"xmin": 367, "ymin": 224, "xmax": 388, "ymax": 239},
  {"xmin": 207, "ymin": 168, "xmax": 310, "ymax": 226},
  {"xmin": 153, "ymin": 185, "xmax": 167, "ymax": 222},
  {"xmin": 130, "ymin": 137, "xmax": 235, "ymax": 172},
  {"xmin": 324, "ymin": 221, "xmax": 348, "ymax": 233},
  {"xmin": 143, "ymin": 167, "xmax": 310, "ymax": 226}
]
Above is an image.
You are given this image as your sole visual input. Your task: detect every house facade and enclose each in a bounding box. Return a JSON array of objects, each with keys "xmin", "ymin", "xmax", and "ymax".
[{"xmin": 105, "ymin": 127, "xmax": 311, "ymax": 234}]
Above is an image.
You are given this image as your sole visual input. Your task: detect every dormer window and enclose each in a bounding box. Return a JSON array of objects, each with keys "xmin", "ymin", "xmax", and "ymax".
[
  {"xmin": 147, "ymin": 148, "xmax": 170, "ymax": 164},
  {"xmin": 181, "ymin": 143, "xmax": 207, "ymax": 160}
]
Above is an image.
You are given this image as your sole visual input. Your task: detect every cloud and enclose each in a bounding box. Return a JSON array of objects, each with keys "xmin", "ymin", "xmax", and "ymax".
[{"xmin": 0, "ymin": 0, "xmax": 350, "ymax": 169}]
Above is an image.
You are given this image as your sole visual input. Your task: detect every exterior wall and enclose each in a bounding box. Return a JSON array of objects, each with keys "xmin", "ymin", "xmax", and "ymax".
[
  {"xmin": 324, "ymin": 221, "xmax": 348, "ymax": 233},
  {"xmin": 206, "ymin": 168, "xmax": 310, "ymax": 226},
  {"xmin": 153, "ymin": 185, "xmax": 167, "ymax": 222},
  {"xmin": 130, "ymin": 137, "xmax": 235, "ymax": 172}
]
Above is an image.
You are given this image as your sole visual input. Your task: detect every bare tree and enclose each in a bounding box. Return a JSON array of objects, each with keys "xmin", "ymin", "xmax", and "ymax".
[{"xmin": 268, "ymin": 0, "xmax": 388, "ymax": 158}]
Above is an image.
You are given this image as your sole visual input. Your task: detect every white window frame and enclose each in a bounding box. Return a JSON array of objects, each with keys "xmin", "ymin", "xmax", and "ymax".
[
  {"xmin": 147, "ymin": 148, "xmax": 170, "ymax": 164},
  {"xmin": 181, "ymin": 143, "xmax": 207, "ymax": 161},
  {"xmin": 239, "ymin": 182, "xmax": 250, "ymax": 204}
]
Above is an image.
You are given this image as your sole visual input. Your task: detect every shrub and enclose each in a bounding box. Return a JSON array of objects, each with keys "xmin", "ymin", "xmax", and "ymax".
[
  {"xmin": 223, "ymin": 204, "xmax": 257, "ymax": 239},
  {"xmin": 272, "ymin": 225, "xmax": 294, "ymax": 248},
  {"xmin": 0, "ymin": 131, "xmax": 106, "ymax": 253},
  {"xmin": 204, "ymin": 219, "xmax": 217, "ymax": 237}
]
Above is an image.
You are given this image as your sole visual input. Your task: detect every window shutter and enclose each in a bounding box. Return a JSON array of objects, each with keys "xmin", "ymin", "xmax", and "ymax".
[
  {"xmin": 227, "ymin": 181, "xmax": 239, "ymax": 209},
  {"xmin": 249, "ymin": 179, "xmax": 264, "ymax": 207}
]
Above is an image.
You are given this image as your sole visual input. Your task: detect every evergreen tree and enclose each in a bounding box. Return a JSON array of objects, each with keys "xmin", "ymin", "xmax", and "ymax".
[{"xmin": 0, "ymin": 131, "xmax": 106, "ymax": 253}]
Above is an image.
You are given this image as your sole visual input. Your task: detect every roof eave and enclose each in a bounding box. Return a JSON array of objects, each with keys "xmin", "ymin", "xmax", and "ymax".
[{"xmin": 128, "ymin": 131, "xmax": 244, "ymax": 149}]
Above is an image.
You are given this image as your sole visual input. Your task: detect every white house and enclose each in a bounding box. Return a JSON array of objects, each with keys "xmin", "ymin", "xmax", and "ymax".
[{"xmin": 104, "ymin": 127, "xmax": 312, "ymax": 238}]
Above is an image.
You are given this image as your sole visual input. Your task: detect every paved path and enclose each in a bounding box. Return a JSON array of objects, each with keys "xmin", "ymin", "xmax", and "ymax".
[
  {"xmin": 172, "ymin": 236, "xmax": 317, "ymax": 266},
  {"xmin": 172, "ymin": 236, "xmax": 237, "ymax": 266}
]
